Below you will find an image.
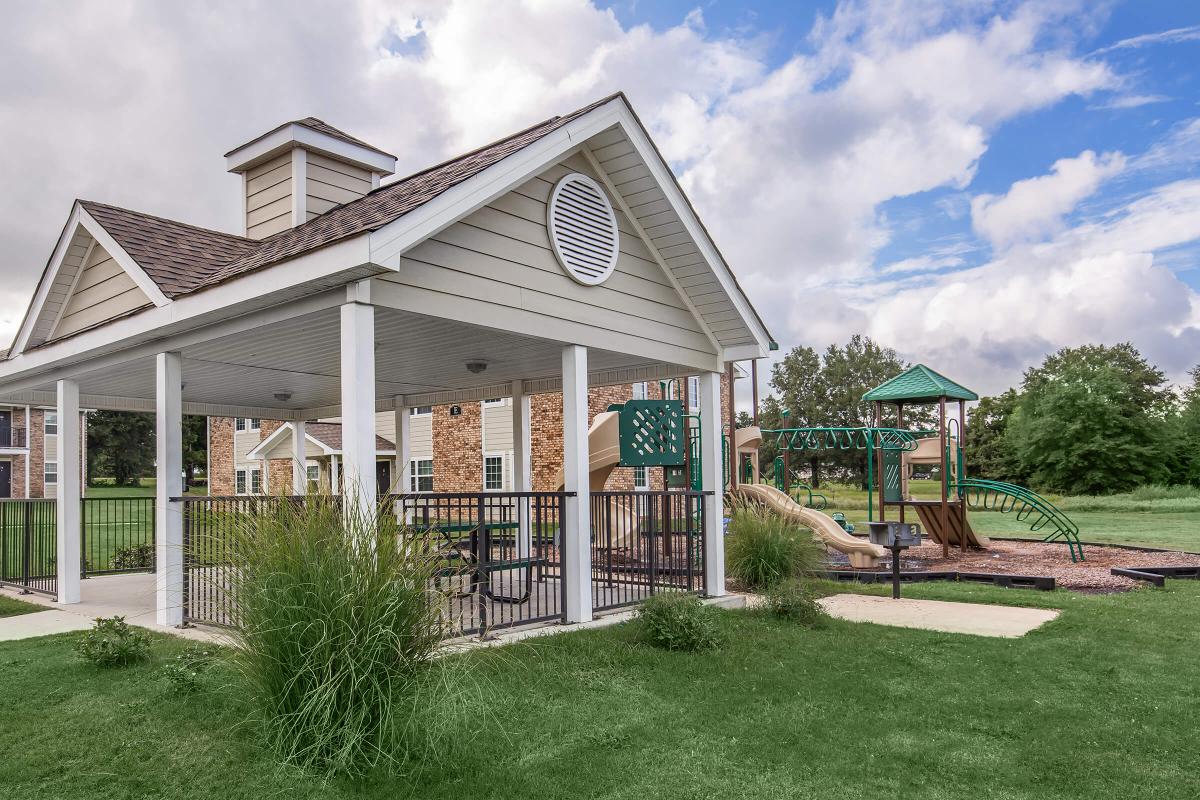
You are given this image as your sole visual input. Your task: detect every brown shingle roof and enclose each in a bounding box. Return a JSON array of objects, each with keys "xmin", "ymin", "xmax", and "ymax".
[
  {"xmin": 306, "ymin": 422, "xmax": 394, "ymax": 453},
  {"xmin": 89, "ymin": 93, "xmax": 621, "ymax": 298},
  {"xmin": 222, "ymin": 116, "xmax": 398, "ymax": 160},
  {"xmin": 80, "ymin": 201, "xmax": 258, "ymax": 298}
]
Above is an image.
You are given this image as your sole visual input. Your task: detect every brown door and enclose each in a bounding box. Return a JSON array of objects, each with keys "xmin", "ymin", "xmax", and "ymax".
[{"xmin": 376, "ymin": 460, "xmax": 392, "ymax": 496}]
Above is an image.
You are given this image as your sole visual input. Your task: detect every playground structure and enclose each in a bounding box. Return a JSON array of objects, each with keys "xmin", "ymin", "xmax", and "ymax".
[
  {"xmin": 728, "ymin": 364, "xmax": 1086, "ymax": 563},
  {"xmin": 553, "ymin": 362, "xmax": 1085, "ymax": 585}
]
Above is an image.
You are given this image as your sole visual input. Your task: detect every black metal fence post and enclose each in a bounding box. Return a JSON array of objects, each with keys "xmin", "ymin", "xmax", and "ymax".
[{"xmin": 21, "ymin": 501, "xmax": 32, "ymax": 594}]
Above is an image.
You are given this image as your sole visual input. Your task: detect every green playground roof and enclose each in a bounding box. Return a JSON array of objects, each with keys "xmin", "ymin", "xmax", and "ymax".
[{"xmin": 862, "ymin": 364, "xmax": 978, "ymax": 403}]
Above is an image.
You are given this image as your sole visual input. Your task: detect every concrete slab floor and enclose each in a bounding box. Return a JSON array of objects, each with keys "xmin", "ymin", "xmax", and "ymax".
[
  {"xmin": 0, "ymin": 573, "xmax": 223, "ymax": 644},
  {"xmin": 817, "ymin": 594, "xmax": 1060, "ymax": 638}
]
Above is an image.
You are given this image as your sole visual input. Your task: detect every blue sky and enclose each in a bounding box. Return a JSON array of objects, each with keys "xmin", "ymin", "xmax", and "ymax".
[{"xmin": 0, "ymin": 0, "xmax": 1198, "ymax": 395}]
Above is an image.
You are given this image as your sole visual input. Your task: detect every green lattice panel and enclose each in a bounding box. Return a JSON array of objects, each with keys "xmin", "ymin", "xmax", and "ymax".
[
  {"xmin": 883, "ymin": 448, "xmax": 903, "ymax": 503},
  {"xmin": 619, "ymin": 400, "xmax": 685, "ymax": 467}
]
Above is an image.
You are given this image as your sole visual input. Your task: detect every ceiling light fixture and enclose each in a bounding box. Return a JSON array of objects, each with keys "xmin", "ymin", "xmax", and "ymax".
[{"xmin": 465, "ymin": 360, "xmax": 488, "ymax": 375}]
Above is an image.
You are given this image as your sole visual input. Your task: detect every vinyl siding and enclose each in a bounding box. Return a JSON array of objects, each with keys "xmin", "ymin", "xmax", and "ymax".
[
  {"xmin": 481, "ymin": 400, "xmax": 514, "ymax": 490},
  {"xmin": 305, "ymin": 152, "xmax": 372, "ymax": 220},
  {"xmin": 50, "ymin": 243, "xmax": 151, "ymax": 340},
  {"xmin": 376, "ymin": 154, "xmax": 716, "ymax": 367},
  {"xmin": 245, "ymin": 153, "xmax": 292, "ymax": 239}
]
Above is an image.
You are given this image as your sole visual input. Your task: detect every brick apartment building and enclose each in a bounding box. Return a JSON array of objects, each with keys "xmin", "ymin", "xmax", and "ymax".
[
  {"xmin": 207, "ymin": 374, "xmax": 732, "ymax": 496},
  {"xmin": 0, "ymin": 404, "xmax": 86, "ymax": 499}
]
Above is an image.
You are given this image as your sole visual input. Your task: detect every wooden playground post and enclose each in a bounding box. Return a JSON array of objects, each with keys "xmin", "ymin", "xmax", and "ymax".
[
  {"xmin": 938, "ymin": 396, "xmax": 949, "ymax": 559},
  {"xmin": 874, "ymin": 400, "xmax": 885, "ymax": 523},
  {"xmin": 958, "ymin": 399, "xmax": 967, "ymax": 553},
  {"xmin": 897, "ymin": 402, "xmax": 905, "ymax": 525},
  {"xmin": 751, "ymin": 359, "xmax": 759, "ymax": 426}
]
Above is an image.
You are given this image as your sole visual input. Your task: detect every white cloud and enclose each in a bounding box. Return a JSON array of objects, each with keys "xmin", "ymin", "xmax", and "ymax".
[
  {"xmin": 971, "ymin": 149, "xmax": 1127, "ymax": 249},
  {"xmin": 855, "ymin": 178, "xmax": 1200, "ymax": 393},
  {"xmin": 2, "ymin": 0, "xmax": 1192, "ymax": 400},
  {"xmin": 1089, "ymin": 93, "xmax": 1171, "ymax": 110},
  {"xmin": 1091, "ymin": 24, "xmax": 1200, "ymax": 55}
]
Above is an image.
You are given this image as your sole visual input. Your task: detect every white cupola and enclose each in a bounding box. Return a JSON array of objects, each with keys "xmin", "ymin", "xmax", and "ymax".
[{"xmin": 225, "ymin": 117, "xmax": 397, "ymax": 239}]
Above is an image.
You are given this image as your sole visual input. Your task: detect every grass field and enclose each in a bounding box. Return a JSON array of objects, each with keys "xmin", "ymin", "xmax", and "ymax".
[
  {"xmin": 0, "ymin": 593, "xmax": 40, "ymax": 618},
  {"xmin": 1, "ymin": 579, "xmax": 1198, "ymax": 798},
  {"xmin": 803, "ymin": 479, "xmax": 1200, "ymax": 553}
]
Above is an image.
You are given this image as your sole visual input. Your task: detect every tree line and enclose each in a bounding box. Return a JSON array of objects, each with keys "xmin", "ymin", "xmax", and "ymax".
[
  {"xmin": 759, "ymin": 337, "xmax": 1200, "ymax": 496},
  {"xmin": 86, "ymin": 412, "xmax": 207, "ymax": 488}
]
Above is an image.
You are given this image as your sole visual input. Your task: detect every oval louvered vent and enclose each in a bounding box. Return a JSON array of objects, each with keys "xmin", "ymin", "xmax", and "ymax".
[{"xmin": 547, "ymin": 173, "xmax": 620, "ymax": 286}]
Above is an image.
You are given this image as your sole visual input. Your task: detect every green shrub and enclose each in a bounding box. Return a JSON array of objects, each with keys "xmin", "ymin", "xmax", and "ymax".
[
  {"xmin": 74, "ymin": 616, "xmax": 152, "ymax": 667},
  {"xmin": 160, "ymin": 644, "xmax": 219, "ymax": 694},
  {"xmin": 215, "ymin": 495, "xmax": 449, "ymax": 777},
  {"xmin": 637, "ymin": 593, "xmax": 723, "ymax": 652},
  {"xmin": 111, "ymin": 543, "xmax": 155, "ymax": 570},
  {"xmin": 726, "ymin": 501, "xmax": 825, "ymax": 590},
  {"xmin": 764, "ymin": 579, "xmax": 828, "ymax": 627}
]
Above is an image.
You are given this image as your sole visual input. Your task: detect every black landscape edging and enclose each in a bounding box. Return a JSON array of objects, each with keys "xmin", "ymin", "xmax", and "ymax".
[{"xmin": 819, "ymin": 569, "xmax": 1056, "ymax": 592}]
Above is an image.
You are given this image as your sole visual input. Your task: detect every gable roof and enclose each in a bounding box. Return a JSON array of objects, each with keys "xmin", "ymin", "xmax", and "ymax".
[
  {"xmin": 12, "ymin": 92, "xmax": 774, "ymax": 358},
  {"xmin": 223, "ymin": 116, "xmax": 398, "ymax": 160},
  {"xmin": 80, "ymin": 201, "xmax": 257, "ymax": 298},
  {"xmin": 246, "ymin": 421, "xmax": 395, "ymax": 460},
  {"xmin": 862, "ymin": 364, "xmax": 978, "ymax": 403}
]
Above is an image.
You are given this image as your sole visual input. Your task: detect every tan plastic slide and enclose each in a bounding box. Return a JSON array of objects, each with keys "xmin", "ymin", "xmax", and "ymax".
[
  {"xmin": 553, "ymin": 411, "xmax": 637, "ymax": 549},
  {"xmin": 735, "ymin": 483, "xmax": 887, "ymax": 568},
  {"xmin": 733, "ymin": 426, "xmax": 887, "ymax": 568}
]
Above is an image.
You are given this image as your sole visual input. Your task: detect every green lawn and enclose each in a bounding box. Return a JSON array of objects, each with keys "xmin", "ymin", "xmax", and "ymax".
[
  {"xmin": 804, "ymin": 479, "xmax": 1200, "ymax": 552},
  {"xmin": 0, "ymin": 593, "xmax": 41, "ymax": 618},
  {"xmin": 2, "ymin": 580, "xmax": 1199, "ymax": 798}
]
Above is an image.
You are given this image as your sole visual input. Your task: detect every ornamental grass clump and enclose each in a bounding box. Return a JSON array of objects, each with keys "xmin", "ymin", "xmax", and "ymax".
[
  {"xmin": 725, "ymin": 500, "xmax": 825, "ymax": 590},
  {"xmin": 637, "ymin": 592, "xmax": 724, "ymax": 652},
  {"xmin": 217, "ymin": 494, "xmax": 450, "ymax": 777}
]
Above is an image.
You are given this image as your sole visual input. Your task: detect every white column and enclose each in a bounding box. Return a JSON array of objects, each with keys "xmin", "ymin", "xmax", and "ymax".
[
  {"xmin": 340, "ymin": 301, "xmax": 377, "ymax": 519},
  {"xmin": 155, "ymin": 352, "xmax": 184, "ymax": 625},
  {"xmin": 699, "ymin": 370, "xmax": 726, "ymax": 597},
  {"xmin": 393, "ymin": 404, "xmax": 411, "ymax": 492},
  {"xmin": 561, "ymin": 345, "xmax": 592, "ymax": 623},
  {"xmin": 512, "ymin": 379, "xmax": 532, "ymax": 559},
  {"xmin": 291, "ymin": 421, "xmax": 307, "ymax": 496},
  {"xmin": 331, "ymin": 455, "xmax": 340, "ymax": 495},
  {"xmin": 55, "ymin": 379, "xmax": 81, "ymax": 604}
]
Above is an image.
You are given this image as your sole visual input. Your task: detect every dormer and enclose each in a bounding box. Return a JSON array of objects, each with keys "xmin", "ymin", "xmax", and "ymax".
[{"xmin": 225, "ymin": 118, "xmax": 397, "ymax": 239}]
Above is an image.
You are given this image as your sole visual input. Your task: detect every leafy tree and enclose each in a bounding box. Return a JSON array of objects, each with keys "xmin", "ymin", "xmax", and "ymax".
[
  {"xmin": 965, "ymin": 389, "xmax": 1025, "ymax": 482},
  {"xmin": 1007, "ymin": 344, "xmax": 1172, "ymax": 494},
  {"xmin": 87, "ymin": 411, "xmax": 154, "ymax": 487},
  {"xmin": 182, "ymin": 416, "xmax": 207, "ymax": 490},
  {"xmin": 766, "ymin": 335, "xmax": 923, "ymax": 487},
  {"xmin": 1173, "ymin": 365, "xmax": 1200, "ymax": 486}
]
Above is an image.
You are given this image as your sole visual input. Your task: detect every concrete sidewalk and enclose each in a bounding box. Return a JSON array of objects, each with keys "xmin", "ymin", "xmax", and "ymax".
[
  {"xmin": 0, "ymin": 574, "xmax": 223, "ymax": 643},
  {"xmin": 817, "ymin": 594, "xmax": 1060, "ymax": 638},
  {"xmin": 0, "ymin": 609, "xmax": 95, "ymax": 641}
]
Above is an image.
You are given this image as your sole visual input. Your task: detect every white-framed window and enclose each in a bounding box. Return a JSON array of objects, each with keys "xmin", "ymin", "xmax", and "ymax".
[
  {"xmin": 632, "ymin": 382, "xmax": 648, "ymax": 400},
  {"xmin": 235, "ymin": 418, "xmax": 260, "ymax": 432},
  {"xmin": 44, "ymin": 460, "xmax": 57, "ymax": 485},
  {"xmin": 633, "ymin": 465, "xmax": 649, "ymax": 490},
  {"xmin": 236, "ymin": 467, "xmax": 263, "ymax": 495},
  {"xmin": 44, "ymin": 412, "xmax": 58, "ymax": 436},
  {"xmin": 484, "ymin": 454, "xmax": 504, "ymax": 491},
  {"xmin": 306, "ymin": 462, "xmax": 320, "ymax": 492},
  {"xmin": 688, "ymin": 376, "xmax": 700, "ymax": 413},
  {"xmin": 409, "ymin": 458, "xmax": 433, "ymax": 492},
  {"xmin": 409, "ymin": 406, "xmax": 432, "ymax": 417}
]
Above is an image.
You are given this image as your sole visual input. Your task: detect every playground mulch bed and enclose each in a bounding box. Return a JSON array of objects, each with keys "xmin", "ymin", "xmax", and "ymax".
[{"xmin": 898, "ymin": 539, "xmax": 1200, "ymax": 591}]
